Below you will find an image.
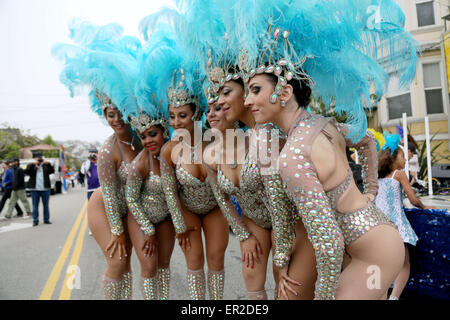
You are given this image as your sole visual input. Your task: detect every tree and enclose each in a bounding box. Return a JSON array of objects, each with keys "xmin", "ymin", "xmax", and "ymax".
[{"xmin": 0, "ymin": 131, "xmax": 21, "ymax": 160}]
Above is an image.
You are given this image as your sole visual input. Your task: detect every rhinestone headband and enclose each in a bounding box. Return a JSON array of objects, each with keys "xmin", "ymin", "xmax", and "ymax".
[
  {"xmin": 94, "ymin": 90, "xmax": 117, "ymax": 111},
  {"xmin": 244, "ymin": 25, "xmax": 315, "ymax": 104},
  {"xmin": 167, "ymin": 68, "xmax": 198, "ymax": 108},
  {"xmin": 205, "ymin": 34, "xmax": 243, "ymax": 104},
  {"xmin": 130, "ymin": 112, "xmax": 169, "ymax": 136}
]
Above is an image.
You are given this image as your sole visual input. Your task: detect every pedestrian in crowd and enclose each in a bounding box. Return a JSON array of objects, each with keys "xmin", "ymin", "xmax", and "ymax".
[
  {"xmin": 5, "ymin": 158, "xmax": 32, "ymax": 219},
  {"xmin": 0, "ymin": 160, "xmax": 24, "ymax": 219},
  {"xmin": 407, "ymin": 134, "xmax": 421, "ymax": 187},
  {"xmin": 25, "ymin": 152, "xmax": 55, "ymax": 226},
  {"xmin": 81, "ymin": 150, "xmax": 101, "ymax": 236},
  {"xmin": 375, "ymin": 133, "xmax": 436, "ymax": 300},
  {"xmin": 77, "ymin": 171, "xmax": 85, "ymax": 187},
  {"xmin": 346, "ymin": 147, "xmax": 364, "ymax": 193},
  {"xmin": 80, "ymin": 150, "xmax": 100, "ymax": 200}
]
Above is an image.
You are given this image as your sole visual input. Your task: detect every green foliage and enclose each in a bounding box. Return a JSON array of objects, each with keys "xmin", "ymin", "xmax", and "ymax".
[
  {"xmin": 417, "ymin": 131, "xmax": 450, "ymax": 181},
  {"xmin": 309, "ymin": 96, "xmax": 347, "ymax": 123},
  {"xmin": 0, "ymin": 131, "xmax": 21, "ymax": 159},
  {"xmin": 42, "ymin": 135, "xmax": 58, "ymax": 147},
  {"xmin": 0, "ymin": 124, "xmax": 59, "ymax": 160}
]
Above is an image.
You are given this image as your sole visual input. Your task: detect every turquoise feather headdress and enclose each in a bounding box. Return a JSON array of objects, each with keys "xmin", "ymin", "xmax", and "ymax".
[
  {"xmin": 219, "ymin": 0, "xmax": 419, "ymax": 143},
  {"xmin": 139, "ymin": 15, "xmax": 207, "ymax": 122},
  {"xmin": 51, "ymin": 18, "xmax": 141, "ymax": 120},
  {"xmin": 382, "ymin": 132, "xmax": 402, "ymax": 156}
]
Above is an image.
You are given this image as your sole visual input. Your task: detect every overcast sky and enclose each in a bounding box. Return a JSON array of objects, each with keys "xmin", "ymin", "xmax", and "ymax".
[{"xmin": 0, "ymin": 0, "xmax": 173, "ymax": 143}]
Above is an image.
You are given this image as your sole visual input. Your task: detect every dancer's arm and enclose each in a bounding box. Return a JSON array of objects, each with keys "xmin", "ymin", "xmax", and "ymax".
[
  {"xmin": 253, "ymin": 124, "xmax": 295, "ymax": 268},
  {"xmin": 339, "ymin": 124, "xmax": 379, "ymax": 200},
  {"xmin": 160, "ymin": 143, "xmax": 188, "ymax": 234},
  {"xmin": 204, "ymin": 163, "xmax": 251, "ymax": 242},
  {"xmin": 281, "ymin": 130, "xmax": 345, "ymax": 300},
  {"xmin": 97, "ymin": 136, "xmax": 125, "ymax": 236},
  {"xmin": 126, "ymin": 155, "xmax": 156, "ymax": 236}
]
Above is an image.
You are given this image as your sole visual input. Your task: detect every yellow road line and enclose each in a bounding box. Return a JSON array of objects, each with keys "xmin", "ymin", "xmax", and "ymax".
[
  {"xmin": 58, "ymin": 211, "xmax": 88, "ymax": 300},
  {"xmin": 39, "ymin": 200, "xmax": 88, "ymax": 300}
]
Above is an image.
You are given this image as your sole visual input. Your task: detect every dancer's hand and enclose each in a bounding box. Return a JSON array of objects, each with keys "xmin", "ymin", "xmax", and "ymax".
[
  {"xmin": 175, "ymin": 226, "xmax": 197, "ymax": 252},
  {"xmin": 278, "ymin": 265, "xmax": 301, "ymax": 300},
  {"xmin": 106, "ymin": 233, "xmax": 127, "ymax": 260},
  {"xmin": 142, "ymin": 234, "xmax": 157, "ymax": 257},
  {"xmin": 364, "ymin": 193, "xmax": 375, "ymax": 202},
  {"xmin": 241, "ymin": 235, "xmax": 262, "ymax": 269}
]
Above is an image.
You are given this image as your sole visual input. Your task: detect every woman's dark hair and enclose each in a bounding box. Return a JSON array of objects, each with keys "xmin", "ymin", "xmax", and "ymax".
[
  {"xmin": 264, "ymin": 74, "xmax": 311, "ymax": 108},
  {"xmin": 187, "ymin": 103, "xmax": 197, "ymax": 118},
  {"xmin": 378, "ymin": 147, "xmax": 402, "ymax": 178},
  {"xmin": 407, "ymin": 134, "xmax": 419, "ymax": 154}
]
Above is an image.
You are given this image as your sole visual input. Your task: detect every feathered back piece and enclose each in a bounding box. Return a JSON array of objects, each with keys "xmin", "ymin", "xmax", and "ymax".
[
  {"xmin": 130, "ymin": 25, "xmax": 183, "ymax": 136},
  {"xmin": 51, "ymin": 18, "xmax": 142, "ymax": 119},
  {"xmin": 367, "ymin": 128, "xmax": 386, "ymax": 152},
  {"xmin": 140, "ymin": 0, "xmax": 245, "ymax": 105},
  {"xmin": 139, "ymin": 8, "xmax": 207, "ymax": 121},
  {"xmin": 228, "ymin": 0, "xmax": 419, "ymax": 142}
]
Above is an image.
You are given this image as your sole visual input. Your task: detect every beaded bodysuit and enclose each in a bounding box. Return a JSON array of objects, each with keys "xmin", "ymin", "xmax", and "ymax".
[
  {"xmin": 160, "ymin": 144, "xmax": 217, "ymax": 234},
  {"xmin": 97, "ymin": 135, "xmax": 132, "ymax": 236},
  {"xmin": 206, "ymin": 124, "xmax": 296, "ymax": 258},
  {"xmin": 126, "ymin": 151, "xmax": 170, "ymax": 236},
  {"xmin": 275, "ymin": 112, "xmax": 393, "ymax": 300}
]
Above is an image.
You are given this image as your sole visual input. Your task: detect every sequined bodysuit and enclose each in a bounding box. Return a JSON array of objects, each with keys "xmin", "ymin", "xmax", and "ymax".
[
  {"xmin": 217, "ymin": 155, "xmax": 272, "ymax": 229},
  {"xmin": 160, "ymin": 143, "xmax": 217, "ymax": 234},
  {"xmin": 275, "ymin": 112, "xmax": 393, "ymax": 300},
  {"xmin": 126, "ymin": 151, "xmax": 170, "ymax": 236},
  {"xmin": 206, "ymin": 124, "xmax": 296, "ymax": 256},
  {"xmin": 97, "ymin": 135, "xmax": 132, "ymax": 236}
]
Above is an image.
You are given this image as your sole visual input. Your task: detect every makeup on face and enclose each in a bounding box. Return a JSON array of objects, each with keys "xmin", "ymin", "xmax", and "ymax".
[
  {"xmin": 169, "ymin": 104, "xmax": 195, "ymax": 132},
  {"xmin": 217, "ymin": 81, "xmax": 245, "ymax": 123},
  {"xmin": 245, "ymin": 75, "xmax": 280, "ymax": 124},
  {"xmin": 139, "ymin": 126, "xmax": 165, "ymax": 154},
  {"xmin": 207, "ymin": 103, "xmax": 235, "ymax": 132},
  {"xmin": 105, "ymin": 107, "xmax": 126, "ymax": 132}
]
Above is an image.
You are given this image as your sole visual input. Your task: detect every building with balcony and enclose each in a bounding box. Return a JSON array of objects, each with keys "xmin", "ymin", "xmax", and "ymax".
[{"xmin": 374, "ymin": 0, "xmax": 450, "ymax": 170}]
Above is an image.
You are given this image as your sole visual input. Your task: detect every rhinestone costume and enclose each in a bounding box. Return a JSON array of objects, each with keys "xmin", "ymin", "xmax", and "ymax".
[
  {"xmin": 120, "ymin": 271, "xmax": 132, "ymax": 300},
  {"xmin": 339, "ymin": 125, "xmax": 379, "ymax": 197},
  {"xmin": 187, "ymin": 269, "xmax": 206, "ymax": 300},
  {"xmin": 207, "ymin": 269, "xmax": 225, "ymax": 300},
  {"xmin": 160, "ymin": 145, "xmax": 217, "ymax": 234},
  {"xmin": 157, "ymin": 268, "xmax": 171, "ymax": 300},
  {"xmin": 277, "ymin": 112, "xmax": 393, "ymax": 299},
  {"xmin": 141, "ymin": 276, "xmax": 158, "ymax": 300},
  {"xmin": 126, "ymin": 151, "xmax": 170, "ymax": 236},
  {"xmin": 175, "ymin": 161, "xmax": 217, "ymax": 214},
  {"xmin": 98, "ymin": 135, "xmax": 131, "ymax": 236},
  {"xmin": 217, "ymin": 155, "xmax": 272, "ymax": 229}
]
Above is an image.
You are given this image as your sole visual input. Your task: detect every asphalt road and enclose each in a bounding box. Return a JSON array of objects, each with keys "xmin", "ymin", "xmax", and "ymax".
[{"xmin": 0, "ymin": 185, "xmax": 276, "ymax": 300}]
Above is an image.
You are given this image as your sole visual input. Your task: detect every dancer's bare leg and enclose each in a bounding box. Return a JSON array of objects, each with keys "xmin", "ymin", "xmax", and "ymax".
[
  {"xmin": 240, "ymin": 215, "xmax": 271, "ymax": 299},
  {"xmin": 278, "ymin": 220, "xmax": 317, "ymax": 300},
  {"xmin": 336, "ymin": 225, "xmax": 404, "ymax": 300},
  {"xmin": 87, "ymin": 189, "xmax": 132, "ymax": 299},
  {"xmin": 390, "ymin": 245, "xmax": 410, "ymax": 299},
  {"xmin": 202, "ymin": 207, "xmax": 229, "ymax": 299}
]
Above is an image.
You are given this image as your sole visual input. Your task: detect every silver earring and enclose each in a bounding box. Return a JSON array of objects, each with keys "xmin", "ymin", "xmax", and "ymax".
[{"xmin": 281, "ymin": 100, "xmax": 286, "ymax": 107}]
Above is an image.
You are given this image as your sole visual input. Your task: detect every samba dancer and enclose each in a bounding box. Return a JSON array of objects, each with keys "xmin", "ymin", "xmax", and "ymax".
[
  {"xmin": 242, "ymin": 0, "xmax": 418, "ymax": 299},
  {"xmin": 139, "ymin": 22, "xmax": 229, "ymax": 300},
  {"xmin": 53, "ymin": 20, "xmax": 143, "ymax": 299}
]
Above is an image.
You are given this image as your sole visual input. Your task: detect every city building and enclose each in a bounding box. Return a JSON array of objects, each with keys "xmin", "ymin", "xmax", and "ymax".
[{"xmin": 373, "ymin": 0, "xmax": 450, "ymax": 174}]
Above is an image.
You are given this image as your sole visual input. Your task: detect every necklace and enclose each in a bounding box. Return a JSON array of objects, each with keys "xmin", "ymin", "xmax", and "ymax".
[
  {"xmin": 182, "ymin": 138, "xmax": 203, "ymax": 163},
  {"xmin": 118, "ymin": 135, "xmax": 136, "ymax": 151}
]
